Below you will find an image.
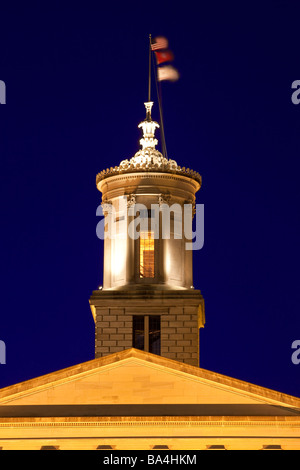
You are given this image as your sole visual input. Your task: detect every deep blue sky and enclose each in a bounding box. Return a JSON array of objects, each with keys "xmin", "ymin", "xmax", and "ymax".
[{"xmin": 0, "ymin": 1, "xmax": 300, "ymax": 399}]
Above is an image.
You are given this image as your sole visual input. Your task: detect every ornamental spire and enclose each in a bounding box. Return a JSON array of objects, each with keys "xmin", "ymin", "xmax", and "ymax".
[{"xmin": 138, "ymin": 101, "xmax": 160, "ymax": 150}]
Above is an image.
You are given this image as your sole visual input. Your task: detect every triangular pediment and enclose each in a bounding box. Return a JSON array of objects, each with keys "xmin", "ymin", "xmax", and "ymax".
[{"xmin": 0, "ymin": 349, "xmax": 299, "ymax": 417}]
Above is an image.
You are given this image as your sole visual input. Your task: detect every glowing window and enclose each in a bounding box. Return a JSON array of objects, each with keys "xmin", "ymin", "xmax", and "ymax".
[{"xmin": 140, "ymin": 231, "xmax": 154, "ymax": 278}]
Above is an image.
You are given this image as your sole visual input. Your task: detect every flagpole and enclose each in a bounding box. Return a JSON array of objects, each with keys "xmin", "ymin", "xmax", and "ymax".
[
  {"xmin": 148, "ymin": 34, "xmax": 152, "ymax": 103},
  {"xmin": 158, "ymin": 81, "xmax": 168, "ymax": 159}
]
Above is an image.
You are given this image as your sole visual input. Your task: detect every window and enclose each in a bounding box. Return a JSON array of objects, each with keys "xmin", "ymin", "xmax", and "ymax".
[
  {"xmin": 133, "ymin": 315, "xmax": 161, "ymax": 355},
  {"xmin": 133, "ymin": 316, "xmax": 145, "ymax": 351},
  {"xmin": 206, "ymin": 445, "xmax": 226, "ymax": 450},
  {"xmin": 149, "ymin": 315, "xmax": 160, "ymax": 355},
  {"xmin": 262, "ymin": 445, "xmax": 282, "ymax": 450},
  {"xmin": 40, "ymin": 446, "xmax": 59, "ymax": 450},
  {"xmin": 140, "ymin": 231, "xmax": 155, "ymax": 278}
]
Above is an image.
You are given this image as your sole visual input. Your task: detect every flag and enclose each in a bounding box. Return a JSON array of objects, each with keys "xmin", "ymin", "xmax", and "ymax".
[
  {"xmin": 151, "ymin": 36, "xmax": 180, "ymax": 82},
  {"xmin": 157, "ymin": 65, "xmax": 179, "ymax": 82},
  {"xmin": 151, "ymin": 36, "xmax": 169, "ymax": 51},
  {"xmin": 154, "ymin": 50, "xmax": 174, "ymax": 65}
]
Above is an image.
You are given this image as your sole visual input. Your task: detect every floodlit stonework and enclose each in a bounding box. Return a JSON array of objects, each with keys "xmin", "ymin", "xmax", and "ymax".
[
  {"xmin": 0, "ymin": 349, "xmax": 299, "ymax": 450},
  {"xmin": 0, "ymin": 101, "xmax": 299, "ymax": 450},
  {"xmin": 91, "ymin": 102, "xmax": 204, "ymax": 366},
  {"xmin": 91, "ymin": 292, "xmax": 204, "ymax": 366}
]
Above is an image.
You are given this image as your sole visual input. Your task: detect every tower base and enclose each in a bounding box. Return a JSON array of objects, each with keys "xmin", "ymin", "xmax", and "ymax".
[{"xmin": 90, "ymin": 287, "xmax": 205, "ymax": 367}]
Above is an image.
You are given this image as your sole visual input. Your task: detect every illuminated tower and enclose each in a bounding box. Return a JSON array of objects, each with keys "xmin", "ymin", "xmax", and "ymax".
[{"xmin": 89, "ymin": 102, "xmax": 205, "ymax": 366}]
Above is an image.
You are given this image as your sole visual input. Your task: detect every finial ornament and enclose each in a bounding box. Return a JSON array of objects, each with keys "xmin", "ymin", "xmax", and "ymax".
[
  {"xmin": 138, "ymin": 102, "xmax": 160, "ymax": 150},
  {"xmin": 145, "ymin": 101, "xmax": 153, "ymax": 120},
  {"xmin": 96, "ymin": 100, "xmax": 201, "ymax": 186}
]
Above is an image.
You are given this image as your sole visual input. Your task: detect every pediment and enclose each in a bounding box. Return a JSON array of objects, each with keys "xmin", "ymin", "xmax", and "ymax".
[{"xmin": 0, "ymin": 349, "xmax": 299, "ymax": 417}]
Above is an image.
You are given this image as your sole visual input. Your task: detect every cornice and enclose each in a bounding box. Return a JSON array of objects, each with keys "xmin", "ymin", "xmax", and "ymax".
[{"xmin": 0, "ymin": 416, "xmax": 300, "ymax": 428}]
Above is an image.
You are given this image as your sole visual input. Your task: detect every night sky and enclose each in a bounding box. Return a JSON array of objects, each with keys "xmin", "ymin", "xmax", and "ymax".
[{"xmin": 0, "ymin": 1, "xmax": 300, "ymax": 399}]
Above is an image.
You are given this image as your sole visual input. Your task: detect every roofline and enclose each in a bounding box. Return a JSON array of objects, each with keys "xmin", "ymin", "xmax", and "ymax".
[{"xmin": 0, "ymin": 349, "xmax": 299, "ymax": 408}]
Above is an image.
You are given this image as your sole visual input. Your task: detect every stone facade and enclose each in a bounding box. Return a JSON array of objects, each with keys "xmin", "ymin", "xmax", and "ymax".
[
  {"xmin": 95, "ymin": 309, "xmax": 133, "ymax": 355},
  {"xmin": 91, "ymin": 289, "xmax": 205, "ymax": 367},
  {"xmin": 1, "ymin": 349, "xmax": 300, "ymax": 450},
  {"xmin": 160, "ymin": 307, "xmax": 199, "ymax": 366}
]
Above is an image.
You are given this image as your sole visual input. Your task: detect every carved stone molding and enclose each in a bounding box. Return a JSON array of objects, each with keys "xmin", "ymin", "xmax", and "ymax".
[
  {"xmin": 158, "ymin": 193, "xmax": 171, "ymax": 206},
  {"xmin": 184, "ymin": 198, "xmax": 196, "ymax": 217},
  {"xmin": 101, "ymin": 199, "xmax": 113, "ymax": 216},
  {"xmin": 126, "ymin": 194, "xmax": 136, "ymax": 208}
]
